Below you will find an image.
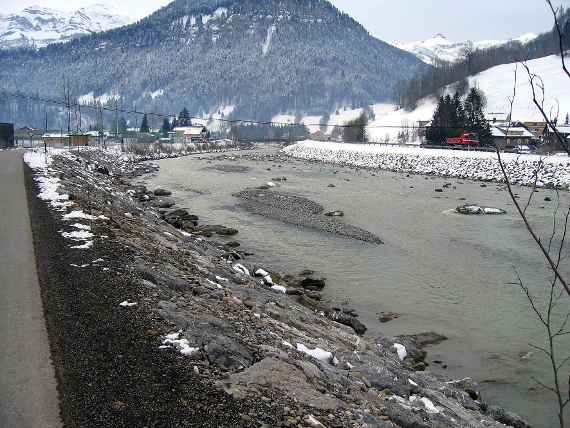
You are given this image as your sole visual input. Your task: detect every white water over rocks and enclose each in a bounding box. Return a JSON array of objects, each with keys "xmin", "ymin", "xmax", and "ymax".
[{"xmin": 283, "ymin": 141, "xmax": 570, "ymax": 188}]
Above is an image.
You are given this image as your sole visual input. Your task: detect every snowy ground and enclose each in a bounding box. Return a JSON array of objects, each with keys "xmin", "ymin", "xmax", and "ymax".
[
  {"xmin": 283, "ymin": 140, "xmax": 570, "ymax": 188},
  {"xmin": 271, "ymin": 54, "xmax": 570, "ymax": 144}
]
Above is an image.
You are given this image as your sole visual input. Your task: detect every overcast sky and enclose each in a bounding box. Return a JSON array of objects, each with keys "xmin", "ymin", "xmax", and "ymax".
[{"xmin": 2, "ymin": 0, "xmax": 569, "ymax": 43}]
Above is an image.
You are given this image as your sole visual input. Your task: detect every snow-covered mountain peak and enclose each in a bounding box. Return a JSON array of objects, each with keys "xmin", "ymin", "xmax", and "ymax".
[
  {"xmin": 396, "ymin": 33, "xmax": 539, "ymax": 65},
  {"xmin": 0, "ymin": 3, "xmax": 133, "ymax": 50}
]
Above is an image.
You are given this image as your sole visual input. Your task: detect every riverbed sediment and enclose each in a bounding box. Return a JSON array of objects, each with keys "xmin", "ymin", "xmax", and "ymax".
[{"xmin": 24, "ymin": 147, "xmax": 530, "ymax": 427}]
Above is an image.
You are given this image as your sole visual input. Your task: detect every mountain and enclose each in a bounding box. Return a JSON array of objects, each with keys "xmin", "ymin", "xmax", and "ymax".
[
  {"xmin": 0, "ymin": 4, "xmax": 133, "ymax": 50},
  {"xmin": 0, "ymin": 0, "xmax": 427, "ymax": 127},
  {"xmin": 396, "ymin": 33, "xmax": 538, "ymax": 65}
]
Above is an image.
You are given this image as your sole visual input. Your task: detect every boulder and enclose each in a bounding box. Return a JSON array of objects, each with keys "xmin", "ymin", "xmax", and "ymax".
[
  {"xmin": 486, "ymin": 405, "xmax": 531, "ymax": 428},
  {"xmin": 300, "ymin": 277, "xmax": 326, "ymax": 291},
  {"xmin": 328, "ymin": 311, "xmax": 367, "ymax": 335},
  {"xmin": 456, "ymin": 204, "xmax": 506, "ymax": 215},
  {"xmin": 224, "ymin": 358, "xmax": 342, "ymax": 410},
  {"xmin": 154, "ymin": 188, "xmax": 172, "ymax": 196},
  {"xmin": 155, "ymin": 199, "xmax": 176, "ymax": 209},
  {"xmin": 204, "ymin": 335, "xmax": 253, "ymax": 370},
  {"xmin": 379, "ymin": 312, "xmax": 401, "ymax": 323},
  {"xmin": 197, "ymin": 225, "xmax": 238, "ymax": 236}
]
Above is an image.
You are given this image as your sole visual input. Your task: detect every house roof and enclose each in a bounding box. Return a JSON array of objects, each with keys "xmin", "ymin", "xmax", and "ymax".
[
  {"xmin": 43, "ymin": 133, "xmax": 70, "ymax": 138},
  {"xmin": 173, "ymin": 126, "xmax": 207, "ymax": 136},
  {"xmin": 492, "ymin": 125, "xmax": 535, "ymax": 138}
]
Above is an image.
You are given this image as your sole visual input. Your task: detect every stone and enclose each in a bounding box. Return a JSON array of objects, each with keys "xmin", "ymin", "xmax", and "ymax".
[
  {"xmin": 225, "ymin": 358, "xmax": 342, "ymax": 410},
  {"xmin": 204, "ymin": 335, "xmax": 253, "ymax": 370},
  {"xmin": 154, "ymin": 188, "xmax": 172, "ymax": 196},
  {"xmin": 300, "ymin": 277, "xmax": 326, "ymax": 291},
  {"xmin": 327, "ymin": 184, "xmax": 336, "ymax": 188},
  {"xmin": 328, "ymin": 311, "xmax": 367, "ymax": 335},
  {"xmin": 379, "ymin": 312, "xmax": 401, "ymax": 323},
  {"xmin": 456, "ymin": 204, "xmax": 506, "ymax": 215},
  {"xmin": 324, "ymin": 211, "xmax": 344, "ymax": 217},
  {"xmin": 486, "ymin": 405, "xmax": 531, "ymax": 428},
  {"xmin": 155, "ymin": 199, "xmax": 176, "ymax": 209}
]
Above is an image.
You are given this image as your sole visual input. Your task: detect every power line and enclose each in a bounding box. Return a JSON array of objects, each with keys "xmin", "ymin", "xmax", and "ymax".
[{"xmin": 0, "ymin": 88, "xmax": 504, "ymax": 131}]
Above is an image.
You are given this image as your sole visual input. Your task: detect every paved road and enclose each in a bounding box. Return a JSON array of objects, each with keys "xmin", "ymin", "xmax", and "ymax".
[{"xmin": 0, "ymin": 150, "xmax": 61, "ymax": 428}]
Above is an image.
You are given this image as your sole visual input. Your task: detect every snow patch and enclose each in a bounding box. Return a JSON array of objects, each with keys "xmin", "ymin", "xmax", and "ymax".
[
  {"xmin": 393, "ymin": 343, "xmax": 407, "ymax": 361},
  {"xmin": 119, "ymin": 300, "xmax": 137, "ymax": 307},
  {"xmin": 262, "ymin": 24, "xmax": 276, "ymax": 55},
  {"xmin": 296, "ymin": 343, "xmax": 335, "ymax": 364},
  {"xmin": 161, "ymin": 331, "xmax": 200, "ymax": 356},
  {"xmin": 271, "ymin": 285, "xmax": 287, "ymax": 294}
]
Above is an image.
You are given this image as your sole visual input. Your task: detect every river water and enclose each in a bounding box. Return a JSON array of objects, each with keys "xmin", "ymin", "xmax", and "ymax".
[{"xmin": 143, "ymin": 147, "xmax": 570, "ymax": 427}]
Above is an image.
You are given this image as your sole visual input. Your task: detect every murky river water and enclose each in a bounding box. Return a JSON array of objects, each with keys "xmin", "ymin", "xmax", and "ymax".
[{"xmin": 144, "ymin": 147, "xmax": 570, "ymax": 427}]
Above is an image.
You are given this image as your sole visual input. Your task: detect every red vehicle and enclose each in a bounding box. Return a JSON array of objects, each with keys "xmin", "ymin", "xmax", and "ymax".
[{"xmin": 447, "ymin": 132, "xmax": 480, "ymax": 147}]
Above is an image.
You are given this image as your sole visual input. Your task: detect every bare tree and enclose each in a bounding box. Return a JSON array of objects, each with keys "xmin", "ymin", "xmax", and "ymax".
[{"xmin": 490, "ymin": 5, "xmax": 570, "ymax": 424}]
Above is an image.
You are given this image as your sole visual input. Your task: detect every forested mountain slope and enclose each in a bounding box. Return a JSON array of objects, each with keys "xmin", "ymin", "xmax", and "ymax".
[{"xmin": 0, "ymin": 0, "xmax": 426, "ymax": 126}]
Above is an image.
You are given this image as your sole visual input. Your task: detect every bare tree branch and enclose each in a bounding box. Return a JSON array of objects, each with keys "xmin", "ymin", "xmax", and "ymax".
[{"xmin": 546, "ymin": 0, "xmax": 570, "ymax": 80}]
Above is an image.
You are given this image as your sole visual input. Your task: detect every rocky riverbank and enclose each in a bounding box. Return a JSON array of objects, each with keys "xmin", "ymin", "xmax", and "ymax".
[
  {"xmin": 25, "ymin": 147, "xmax": 530, "ymax": 427},
  {"xmin": 283, "ymin": 140, "xmax": 570, "ymax": 189}
]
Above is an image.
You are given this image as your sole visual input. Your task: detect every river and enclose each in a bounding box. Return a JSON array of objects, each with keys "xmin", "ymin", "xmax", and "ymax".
[{"xmin": 143, "ymin": 146, "xmax": 570, "ymax": 427}]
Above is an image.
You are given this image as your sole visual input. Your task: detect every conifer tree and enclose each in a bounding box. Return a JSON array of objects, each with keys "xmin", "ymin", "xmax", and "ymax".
[
  {"xmin": 140, "ymin": 114, "xmax": 150, "ymax": 133},
  {"xmin": 178, "ymin": 108, "xmax": 191, "ymax": 127},
  {"xmin": 160, "ymin": 117, "xmax": 171, "ymax": 137}
]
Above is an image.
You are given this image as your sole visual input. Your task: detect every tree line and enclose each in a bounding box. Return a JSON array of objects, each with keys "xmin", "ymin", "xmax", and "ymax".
[{"xmin": 426, "ymin": 88, "xmax": 492, "ymax": 145}]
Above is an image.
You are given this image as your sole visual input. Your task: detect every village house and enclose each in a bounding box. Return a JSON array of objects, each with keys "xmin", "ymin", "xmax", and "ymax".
[
  {"xmin": 491, "ymin": 122, "xmax": 535, "ymax": 150},
  {"xmin": 171, "ymin": 126, "xmax": 209, "ymax": 144},
  {"xmin": 42, "ymin": 133, "xmax": 90, "ymax": 147},
  {"xmin": 540, "ymin": 124, "xmax": 570, "ymax": 153},
  {"xmin": 522, "ymin": 121, "xmax": 547, "ymax": 141}
]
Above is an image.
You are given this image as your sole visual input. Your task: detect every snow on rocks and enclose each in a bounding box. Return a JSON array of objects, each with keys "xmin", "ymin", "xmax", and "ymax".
[
  {"xmin": 283, "ymin": 141, "xmax": 570, "ymax": 188},
  {"xmin": 119, "ymin": 300, "xmax": 137, "ymax": 307},
  {"xmin": 254, "ymin": 268, "xmax": 273, "ymax": 285},
  {"xmin": 71, "ymin": 223, "xmax": 91, "ymax": 230},
  {"xmin": 393, "ymin": 343, "xmax": 407, "ymax": 361},
  {"xmin": 456, "ymin": 204, "xmax": 507, "ymax": 215},
  {"xmin": 63, "ymin": 210, "xmax": 97, "ymax": 221},
  {"xmin": 70, "ymin": 241, "xmax": 93, "ymax": 250},
  {"xmin": 388, "ymin": 394, "xmax": 441, "ymax": 414},
  {"xmin": 160, "ymin": 331, "xmax": 199, "ymax": 356},
  {"xmin": 296, "ymin": 343, "xmax": 337, "ymax": 365},
  {"xmin": 232, "ymin": 263, "xmax": 250, "ymax": 276},
  {"xmin": 271, "ymin": 284, "xmax": 287, "ymax": 294},
  {"xmin": 61, "ymin": 230, "xmax": 94, "ymax": 240}
]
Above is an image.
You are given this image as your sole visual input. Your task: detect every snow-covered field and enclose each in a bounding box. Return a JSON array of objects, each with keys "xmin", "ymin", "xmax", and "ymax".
[
  {"xmin": 283, "ymin": 140, "xmax": 570, "ymax": 188},
  {"xmin": 271, "ymin": 54, "xmax": 570, "ymax": 144}
]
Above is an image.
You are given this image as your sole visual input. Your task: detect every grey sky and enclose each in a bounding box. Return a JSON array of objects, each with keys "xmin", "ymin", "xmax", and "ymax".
[{"xmin": 1, "ymin": 0, "xmax": 569, "ymax": 43}]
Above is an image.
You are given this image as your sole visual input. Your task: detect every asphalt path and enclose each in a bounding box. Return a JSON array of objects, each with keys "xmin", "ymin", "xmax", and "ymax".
[{"xmin": 0, "ymin": 150, "xmax": 61, "ymax": 428}]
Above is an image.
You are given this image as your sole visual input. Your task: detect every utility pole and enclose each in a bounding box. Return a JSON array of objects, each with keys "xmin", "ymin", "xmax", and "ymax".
[{"xmin": 44, "ymin": 110, "xmax": 48, "ymax": 154}]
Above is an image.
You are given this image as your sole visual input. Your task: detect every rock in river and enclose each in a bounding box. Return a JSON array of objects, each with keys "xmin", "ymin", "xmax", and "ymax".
[
  {"xmin": 324, "ymin": 210, "xmax": 344, "ymax": 217},
  {"xmin": 154, "ymin": 188, "xmax": 172, "ymax": 196},
  {"xmin": 300, "ymin": 277, "xmax": 326, "ymax": 291},
  {"xmin": 456, "ymin": 204, "xmax": 506, "ymax": 215}
]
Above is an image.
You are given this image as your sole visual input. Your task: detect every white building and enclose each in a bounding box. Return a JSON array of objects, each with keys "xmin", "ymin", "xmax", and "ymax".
[{"xmin": 171, "ymin": 126, "xmax": 209, "ymax": 144}]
